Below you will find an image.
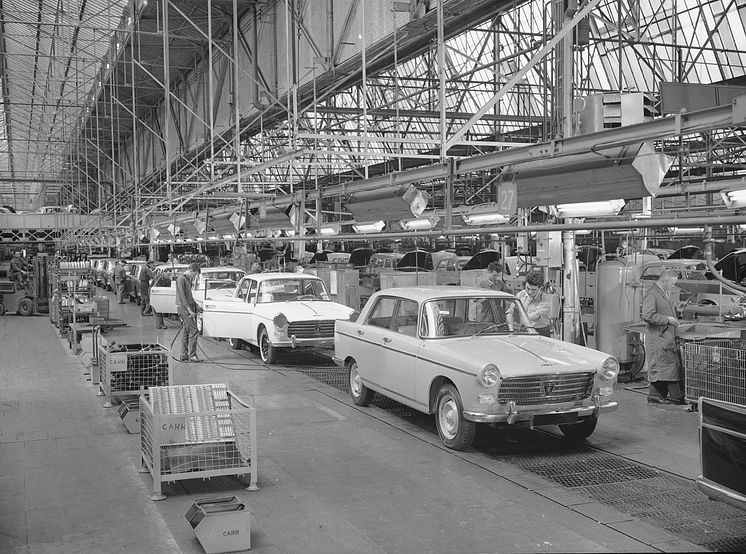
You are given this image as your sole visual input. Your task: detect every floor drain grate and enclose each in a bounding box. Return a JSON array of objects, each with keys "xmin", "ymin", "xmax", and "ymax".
[{"xmin": 703, "ymin": 536, "xmax": 746, "ymax": 552}]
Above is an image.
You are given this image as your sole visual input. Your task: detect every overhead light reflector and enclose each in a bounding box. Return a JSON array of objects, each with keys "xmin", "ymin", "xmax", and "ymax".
[
  {"xmin": 721, "ymin": 186, "xmax": 746, "ymax": 208},
  {"xmin": 352, "ymin": 221, "xmax": 385, "ymax": 233},
  {"xmin": 400, "ymin": 216, "xmax": 440, "ymax": 230},
  {"xmin": 555, "ymin": 199, "xmax": 626, "ymax": 218}
]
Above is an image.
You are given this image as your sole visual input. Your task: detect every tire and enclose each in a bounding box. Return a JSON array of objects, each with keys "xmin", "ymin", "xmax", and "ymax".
[
  {"xmin": 228, "ymin": 337, "xmax": 244, "ymax": 350},
  {"xmin": 17, "ymin": 298, "xmax": 34, "ymax": 317},
  {"xmin": 348, "ymin": 360, "xmax": 373, "ymax": 406},
  {"xmin": 559, "ymin": 415, "xmax": 598, "ymax": 441},
  {"xmin": 434, "ymin": 383, "xmax": 475, "ymax": 450},
  {"xmin": 259, "ymin": 327, "xmax": 278, "ymax": 364},
  {"xmin": 0, "ymin": 302, "xmax": 5, "ymax": 316}
]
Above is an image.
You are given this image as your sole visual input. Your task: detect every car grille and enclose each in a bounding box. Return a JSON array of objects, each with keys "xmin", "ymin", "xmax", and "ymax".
[
  {"xmin": 498, "ymin": 372, "xmax": 595, "ymax": 405},
  {"xmin": 287, "ymin": 320, "xmax": 336, "ymax": 339}
]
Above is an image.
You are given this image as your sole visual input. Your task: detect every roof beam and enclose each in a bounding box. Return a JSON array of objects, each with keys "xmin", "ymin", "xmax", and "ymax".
[{"xmin": 0, "ymin": 0, "xmax": 15, "ymax": 177}]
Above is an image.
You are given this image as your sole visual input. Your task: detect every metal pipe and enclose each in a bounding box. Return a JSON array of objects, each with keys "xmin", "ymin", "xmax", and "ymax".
[{"xmin": 704, "ymin": 225, "xmax": 746, "ymax": 293}]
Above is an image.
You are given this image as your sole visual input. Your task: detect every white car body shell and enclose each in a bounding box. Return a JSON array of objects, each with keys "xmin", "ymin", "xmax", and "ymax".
[
  {"xmin": 202, "ymin": 272, "xmax": 356, "ymax": 351},
  {"xmin": 148, "ymin": 263, "xmax": 190, "ymax": 315}
]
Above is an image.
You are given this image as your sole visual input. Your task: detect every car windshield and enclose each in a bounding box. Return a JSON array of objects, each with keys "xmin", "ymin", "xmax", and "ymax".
[
  {"xmin": 421, "ymin": 297, "xmax": 535, "ymax": 338},
  {"xmin": 257, "ymin": 279, "xmax": 330, "ymax": 302},
  {"xmin": 201, "ymin": 271, "xmax": 244, "ymax": 289}
]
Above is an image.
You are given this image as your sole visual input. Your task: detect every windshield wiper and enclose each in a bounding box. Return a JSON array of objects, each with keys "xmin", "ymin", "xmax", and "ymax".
[{"xmin": 471, "ymin": 322, "xmax": 510, "ymax": 337}]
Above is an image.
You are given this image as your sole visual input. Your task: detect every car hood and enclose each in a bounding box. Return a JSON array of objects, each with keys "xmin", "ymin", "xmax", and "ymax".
[
  {"xmin": 421, "ymin": 334, "xmax": 605, "ymax": 377},
  {"xmin": 258, "ymin": 301, "xmax": 355, "ymax": 321}
]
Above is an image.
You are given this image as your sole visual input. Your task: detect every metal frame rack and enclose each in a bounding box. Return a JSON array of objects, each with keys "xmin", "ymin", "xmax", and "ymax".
[
  {"xmin": 139, "ymin": 384, "xmax": 259, "ymax": 501},
  {"xmin": 683, "ymin": 338, "xmax": 746, "ymax": 407},
  {"xmin": 98, "ymin": 340, "xmax": 170, "ymax": 407},
  {"xmin": 51, "ymin": 261, "xmax": 95, "ymax": 331}
]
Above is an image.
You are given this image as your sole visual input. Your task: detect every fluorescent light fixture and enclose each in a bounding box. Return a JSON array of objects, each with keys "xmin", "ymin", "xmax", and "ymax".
[
  {"xmin": 352, "ymin": 220, "xmax": 385, "ymax": 233},
  {"xmin": 222, "ymin": 233, "xmax": 236, "ymax": 239},
  {"xmin": 462, "ymin": 212, "xmax": 510, "ymax": 226},
  {"xmin": 669, "ymin": 227, "xmax": 704, "ymax": 235},
  {"xmin": 721, "ymin": 187, "xmax": 746, "ymax": 208},
  {"xmin": 400, "ymin": 216, "xmax": 440, "ymax": 230},
  {"xmin": 461, "ymin": 203, "xmax": 511, "ymax": 226},
  {"xmin": 575, "ymin": 229, "xmax": 592, "ymax": 235},
  {"xmin": 554, "ymin": 199, "xmax": 625, "ymax": 218},
  {"xmin": 319, "ymin": 223, "xmax": 341, "ymax": 236}
]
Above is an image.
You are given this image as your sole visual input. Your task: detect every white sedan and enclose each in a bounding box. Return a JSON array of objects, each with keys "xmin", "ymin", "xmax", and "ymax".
[
  {"xmin": 334, "ymin": 286, "xmax": 619, "ymax": 450},
  {"xmin": 202, "ymin": 273, "xmax": 356, "ymax": 363}
]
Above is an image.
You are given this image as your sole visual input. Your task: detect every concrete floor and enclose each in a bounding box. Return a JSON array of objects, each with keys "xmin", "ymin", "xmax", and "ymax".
[{"xmin": 0, "ymin": 290, "xmax": 728, "ymax": 553}]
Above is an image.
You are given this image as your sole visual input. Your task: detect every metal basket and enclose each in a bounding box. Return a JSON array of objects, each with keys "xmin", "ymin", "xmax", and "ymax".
[
  {"xmin": 683, "ymin": 338, "xmax": 746, "ymax": 406},
  {"xmin": 139, "ymin": 384, "xmax": 258, "ymax": 500},
  {"xmin": 98, "ymin": 341, "xmax": 170, "ymax": 407}
]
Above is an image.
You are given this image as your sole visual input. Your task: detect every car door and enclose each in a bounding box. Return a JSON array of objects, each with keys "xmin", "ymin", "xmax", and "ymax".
[
  {"xmin": 202, "ymin": 278, "xmax": 256, "ymax": 341},
  {"xmin": 149, "ymin": 269, "xmax": 176, "ymax": 314},
  {"xmin": 359, "ymin": 296, "xmax": 418, "ymax": 403}
]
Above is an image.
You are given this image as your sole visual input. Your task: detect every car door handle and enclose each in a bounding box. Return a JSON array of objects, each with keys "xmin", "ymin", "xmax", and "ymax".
[
  {"xmin": 205, "ymin": 304, "xmax": 214, "ymax": 309},
  {"xmin": 357, "ymin": 329, "xmax": 365, "ymax": 335},
  {"xmin": 382, "ymin": 337, "xmax": 391, "ymax": 343}
]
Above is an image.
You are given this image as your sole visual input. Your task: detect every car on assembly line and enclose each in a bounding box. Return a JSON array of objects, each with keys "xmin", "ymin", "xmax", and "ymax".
[
  {"xmin": 434, "ymin": 255, "xmax": 471, "ymax": 285},
  {"xmin": 333, "ymin": 286, "xmax": 619, "ymax": 450},
  {"xmin": 201, "ymin": 272, "xmax": 356, "ymax": 363},
  {"xmin": 148, "ymin": 263, "xmax": 190, "ymax": 317},
  {"xmin": 192, "ymin": 267, "xmax": 247, "ymax": 331}
]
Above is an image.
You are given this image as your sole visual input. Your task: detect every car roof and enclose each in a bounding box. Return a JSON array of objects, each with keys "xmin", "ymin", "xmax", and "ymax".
[
  {"xmin": 155, "ymin": 263, "xmax": 190, "ymax": 270},
  {"xmin": 642, "ymin": 258, "xmax": 706, "ymax": 268},
  {"xmin": 245, "ymin": 272, "xmax": 322, "ymax": 282},
  {"xmin": 201, "ymin": 266, "xmax": 244, "ymax": 273},
  {"xmin": 372, "ymin": 286, "xmax": 514, "ymax": 302}
]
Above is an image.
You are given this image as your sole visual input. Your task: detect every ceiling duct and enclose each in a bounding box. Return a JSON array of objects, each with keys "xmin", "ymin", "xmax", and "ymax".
[
  {"xmin": 345, "ymin": 184, "xmax": 430, "ymax": 222},
  {"xmin": 503, "ymin": 142, "xmax": 673, "ymax": 207}
]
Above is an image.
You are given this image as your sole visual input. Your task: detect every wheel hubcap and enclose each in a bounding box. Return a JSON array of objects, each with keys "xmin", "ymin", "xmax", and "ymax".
[
  {"xmin": 439, "ymin": 398, "xmax": 458, "ymax": 439},
  {"xmin": 350, "ymin": 366, "xmax": 361, "ymax": 395}
]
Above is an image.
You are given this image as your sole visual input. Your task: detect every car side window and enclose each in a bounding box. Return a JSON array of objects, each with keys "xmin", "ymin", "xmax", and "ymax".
[
  {"xmin": 365, "ymin": 297, "xmax": 398, "ymax": 330},
  {"xmin": 153, "ymin": 271, "xmax": 169, "ymax": 287},
  {"xmin": 237, "ymin": 279, "xmax": 251, "ymax": 300},
  {"xmin": 247, "ymin": 280, "xmax": 257, "ymax": 303},
  {"xmin": 392, "ymin": 299, "xmax": 419, "ymax": 337}
]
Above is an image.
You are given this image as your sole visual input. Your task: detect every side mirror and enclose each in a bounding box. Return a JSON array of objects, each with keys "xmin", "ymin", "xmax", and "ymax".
[{"xmin": 349, "ymin": 310, "xmax": 360, "ymax": 323}]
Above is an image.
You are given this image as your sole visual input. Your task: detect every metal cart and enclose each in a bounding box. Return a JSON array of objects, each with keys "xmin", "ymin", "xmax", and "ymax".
[{"xmin": 682, "ymin": 338, "xmax": 746, "ymax": 408}]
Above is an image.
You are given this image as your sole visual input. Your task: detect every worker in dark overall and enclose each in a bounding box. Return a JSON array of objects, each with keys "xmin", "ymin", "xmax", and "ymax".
[
  {"xmin": 114, "ymin": 261, "xmax": 128, "ymax": 304},
  {"xmin": 175, "ymin": 263, "xmax": 201, "ymax": 362},
  {"xmin": 139, "ymin": 262, "xmax": 154, "ymax": 316},
  {"xmin": 9, "ymin": 251, "xmax": 30, "ymax": 289}
]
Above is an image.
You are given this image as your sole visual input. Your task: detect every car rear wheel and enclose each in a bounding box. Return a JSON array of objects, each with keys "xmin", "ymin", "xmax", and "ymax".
[
  {"xmin": 434, "ymin": 384, "xmax": 475, "ymax": 450},
  {"xmin": 348, "ymin": 361, "xmax": 373, "ymax": 406},
  {"xmin": 259, "ymin": 328, "xmax": 278, "ymax": 364},
  {"xmin": 228, "ymin": 337, "xmax": 243, "ymax": 350},
  {"xmin": 17, "ymin": 298, "xmax": 34, "ymax": 316},
  {"xmin": 0, "ymin": 302, "xmax": 5, "ymax": 316},
  {"xmin": 559, "ymin": 415, "xmax": 597, "ymax": 441}
]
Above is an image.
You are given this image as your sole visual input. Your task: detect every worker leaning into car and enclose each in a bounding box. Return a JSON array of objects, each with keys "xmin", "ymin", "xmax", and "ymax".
[
  {"xmin": 506, "ymin": 268, "xmax": 552, "ymax": 337},
  {"xmin": 9, "ymin": 251, "xmax": 30, "ymax": 289},
  {"xmin": 175, "ymin": 262, "xmax": 201, "ymax": 363}
]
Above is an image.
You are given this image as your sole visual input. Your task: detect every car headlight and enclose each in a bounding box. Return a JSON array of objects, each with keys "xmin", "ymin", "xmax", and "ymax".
[
  {"xmin": 601, "ymin": 357, "xmax": 619, "ymax": 380},
  {"xmin": 477, "ymin": 364, "xmax": 500, "ymax": 387},
  {"xmin": 273, "ymin": 313, "xmax": 289, "ymax": 328}
]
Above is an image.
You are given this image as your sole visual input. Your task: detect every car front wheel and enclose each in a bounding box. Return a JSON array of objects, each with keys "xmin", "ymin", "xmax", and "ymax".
[
  {"xmin": 434, "ymin": 384, "xmax": 475, "ymax": 450},
  {"xmin": 559, "ymin": 415, "xmax": 598, "ymax": 441},
  {"xmin": 259, "ymin": 328, "xmax": 278, "ymax": 364},
  {"xmin": 348, "ymin": 360, "xmax": 373, "ymax": 406}
]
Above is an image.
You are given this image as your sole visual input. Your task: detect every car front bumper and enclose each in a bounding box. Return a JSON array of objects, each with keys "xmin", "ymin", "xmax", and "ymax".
[
  {"xmin": 273, "ymin": 335, "xmax": 335, "ymax": 350},
  {"xmin": 463, "ymin": 399, "xmax": 618, "ymax": 425}
]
